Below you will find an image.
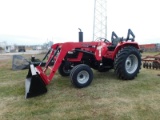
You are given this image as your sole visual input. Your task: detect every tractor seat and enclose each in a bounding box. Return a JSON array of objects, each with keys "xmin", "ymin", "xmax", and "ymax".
[{"xmin": 108, "ymin": 38, "xmax": 121, "ymax": 51}]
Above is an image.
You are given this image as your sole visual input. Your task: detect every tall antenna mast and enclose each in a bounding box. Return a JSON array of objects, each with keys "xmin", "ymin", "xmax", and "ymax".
[{"xmin": 93, "ymin": 0, "xmax": 107, "ymax": 40}]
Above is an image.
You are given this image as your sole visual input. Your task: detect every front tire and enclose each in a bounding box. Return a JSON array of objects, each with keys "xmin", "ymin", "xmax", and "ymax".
[
  {"xmin": 58, "ymin": 62, "xmax": 72, "ymax": 76},
  {"xmin": 70, "ymin": 64, "xmax": 93, "ymax": 88},
  {"xmin": 114, "ymin": 46, "xmax": 141, "ymax": 80}
]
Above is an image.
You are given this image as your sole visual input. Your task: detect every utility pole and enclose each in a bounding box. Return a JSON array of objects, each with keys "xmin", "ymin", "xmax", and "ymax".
[{"xmin": 93, "ymin": 0, "xmax": 107, "ymax": 40}]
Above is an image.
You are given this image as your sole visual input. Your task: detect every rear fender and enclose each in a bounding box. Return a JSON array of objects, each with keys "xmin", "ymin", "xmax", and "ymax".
[{"xmin": 112, "ymin": 42, "xmax": 140, "ymax": 60}]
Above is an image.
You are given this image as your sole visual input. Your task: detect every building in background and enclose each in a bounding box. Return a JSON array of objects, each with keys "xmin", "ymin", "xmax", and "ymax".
[
  {"xmin": 0, "ymin": 41, "xmax": 6, "ymax": 53},
  {"xmin": 0, "ymin": 41, "xmax": 17, "ymax": 53},
  {"xmin": 139, "ymin": 43, "xmax": 160, "ymax": 52}
]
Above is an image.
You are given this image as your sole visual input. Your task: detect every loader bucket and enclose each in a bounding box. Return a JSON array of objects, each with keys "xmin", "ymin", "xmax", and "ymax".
[{"xmin": 25, "ymin": 64, "xmax": 47, "ymax": 98}]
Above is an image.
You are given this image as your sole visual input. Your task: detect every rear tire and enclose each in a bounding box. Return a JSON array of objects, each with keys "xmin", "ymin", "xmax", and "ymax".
[
  {"xmin": 114, "ymin": 46, "xmax": 141, "ymax": 80},
  {"xmin": 70, "ymin": 64, "xmax": 93, "ymax": 88}
]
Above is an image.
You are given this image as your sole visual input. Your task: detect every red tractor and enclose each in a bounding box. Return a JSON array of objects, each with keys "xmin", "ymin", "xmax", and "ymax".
[{"xmin": 25, "ymin": 29, "xmax": 141, "ymax": 98}]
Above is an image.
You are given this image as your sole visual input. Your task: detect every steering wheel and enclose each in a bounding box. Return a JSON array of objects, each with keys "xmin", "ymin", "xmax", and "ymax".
[
  {"xmin": 95, "ymin": 37, "xmax": 110, "ymax": 43},
  {"xmin": 100, "ymin": 38, "xmax": 110, "ymax": 43}
]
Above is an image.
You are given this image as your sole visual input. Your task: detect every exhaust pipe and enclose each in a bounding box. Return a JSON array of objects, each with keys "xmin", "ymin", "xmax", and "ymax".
[
  {"xmin": 78, "ymin": 28, "xmax": 83, "ymax": 42},
  {"xmin": 25, "ymin": 64, "xmax": 47, "ymax": 98}
]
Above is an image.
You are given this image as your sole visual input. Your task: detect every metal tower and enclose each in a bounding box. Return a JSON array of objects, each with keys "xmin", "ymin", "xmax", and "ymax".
[{"xmin": 93, "ymin": 0, "xmax": 107, "ymax": 40}]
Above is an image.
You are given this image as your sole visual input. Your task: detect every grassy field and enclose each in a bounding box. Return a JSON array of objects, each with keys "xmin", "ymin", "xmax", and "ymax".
[{"xmin": 0, "ymin": 53, "xmax": 160, "ymax": 120}]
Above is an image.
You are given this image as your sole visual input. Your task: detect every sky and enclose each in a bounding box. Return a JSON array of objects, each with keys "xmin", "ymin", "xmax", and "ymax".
[{"xmin": 0, "ymin": 0, "xmax": 160, "ymax": 45}]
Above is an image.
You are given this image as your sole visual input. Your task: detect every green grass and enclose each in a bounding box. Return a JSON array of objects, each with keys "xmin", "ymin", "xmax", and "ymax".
[{"xmin": 0, "ymin": 53, "xmax": 160, "ymax": 120}]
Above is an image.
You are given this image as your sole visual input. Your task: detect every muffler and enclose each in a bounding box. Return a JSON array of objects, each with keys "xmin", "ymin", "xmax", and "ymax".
[
  {"xmin": 25, "ymin": 64, "xmax": 47, "ymax": 98},
  {"xmin": 78, "ymin": 28, "xmax": 83, "ymax": 42}
]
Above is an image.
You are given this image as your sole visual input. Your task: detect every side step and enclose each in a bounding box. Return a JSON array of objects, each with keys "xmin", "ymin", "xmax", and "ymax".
[{"xmin": 25, "ymin": 64, "xmax": 47, "ymax": 99}]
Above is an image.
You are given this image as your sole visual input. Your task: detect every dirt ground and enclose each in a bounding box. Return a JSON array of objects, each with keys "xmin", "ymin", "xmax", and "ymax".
[{"xmin": 0, "ymin": 55, "xmax": 11, "ymax": 60}]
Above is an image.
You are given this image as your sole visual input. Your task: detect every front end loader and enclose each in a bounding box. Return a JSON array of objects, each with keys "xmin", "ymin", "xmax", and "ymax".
[{"xmin": 25, "ymin": 29, "xmax": 141, "ymax": 98}]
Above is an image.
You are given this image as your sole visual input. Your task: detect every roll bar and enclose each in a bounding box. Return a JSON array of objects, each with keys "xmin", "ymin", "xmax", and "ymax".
[{"xmin": 111, "ymin": 29, "xmax": 135, "ymax": 42}]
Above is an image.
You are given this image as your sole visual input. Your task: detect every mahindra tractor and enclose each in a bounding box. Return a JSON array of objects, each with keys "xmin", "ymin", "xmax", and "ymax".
[{"xmin": 25, "ymin": 29, "xmax": 141, "ymax": 98}]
